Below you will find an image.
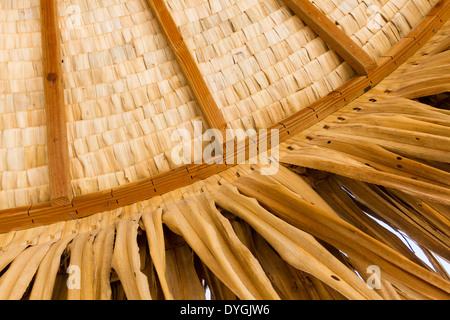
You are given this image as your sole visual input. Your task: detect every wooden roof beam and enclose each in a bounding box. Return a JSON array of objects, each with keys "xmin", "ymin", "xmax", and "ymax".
[
  {"xmin": 281, "ymin": 0, "xmax": 378, "ymax": 75},
  {"xmin": 40, "ymin": 0, "xmax": 72, "ymax": 207},
  {"xmin": 146, "ymin": 0, "xmax": 227, "ymax": 136}
]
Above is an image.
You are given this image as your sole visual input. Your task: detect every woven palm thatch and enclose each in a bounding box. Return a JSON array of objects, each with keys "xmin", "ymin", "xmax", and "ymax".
[{"xmin": 0, "ymin": 0, "xmax": 449, "ymax": 300}]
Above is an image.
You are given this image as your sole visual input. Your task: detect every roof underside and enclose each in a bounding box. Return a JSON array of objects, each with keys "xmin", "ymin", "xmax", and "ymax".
[{"xmin": 0, "ymin": 0, "xmax": 448, "ymax": 300}]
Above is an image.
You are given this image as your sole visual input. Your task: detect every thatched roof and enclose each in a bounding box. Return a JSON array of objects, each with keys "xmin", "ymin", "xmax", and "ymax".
[{"xmin": 0, "ymin": 0, "xmax": 448, "ymax": 300}]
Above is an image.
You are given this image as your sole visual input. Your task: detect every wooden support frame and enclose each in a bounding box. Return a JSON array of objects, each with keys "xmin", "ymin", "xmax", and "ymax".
[
  {"xmin": 40, "ymin": 0, "xmax": 72, "ymax": 207},
  {"xmin": 280, "ymin": 0, "xmax": 378, "ymax": 75},
  {"xmin": 146, "ymin": 0, "xmax": 227, "ymax": 136}
]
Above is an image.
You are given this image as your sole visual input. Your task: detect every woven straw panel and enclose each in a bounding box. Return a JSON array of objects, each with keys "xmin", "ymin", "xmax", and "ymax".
[
  {"xmin": 165, "ymin": 0, "xmax": 356, "ymax": 131},
  {"xmin": 58, "ymin": 0, "xmax": 204, "ymax": 197},
  {"xmin": 0, "ymin": 0, "xmax": 49, "ymax": 209},
  {"xmin": 310, "ymin": 0, "xmax": 439, "ymax": 59}
]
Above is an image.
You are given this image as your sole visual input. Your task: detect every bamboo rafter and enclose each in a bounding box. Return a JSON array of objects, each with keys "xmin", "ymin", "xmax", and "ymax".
[
  {"xmin": 146, "ymin": 0, "xmax": 227, "ymax": 135},
  {"xmin": 280, "ymin": 0, "xmax": 378, "ymax": 75},
  {"xmin": 40, "ymin": 0, "xmax": 72, "ymax": 207}
]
